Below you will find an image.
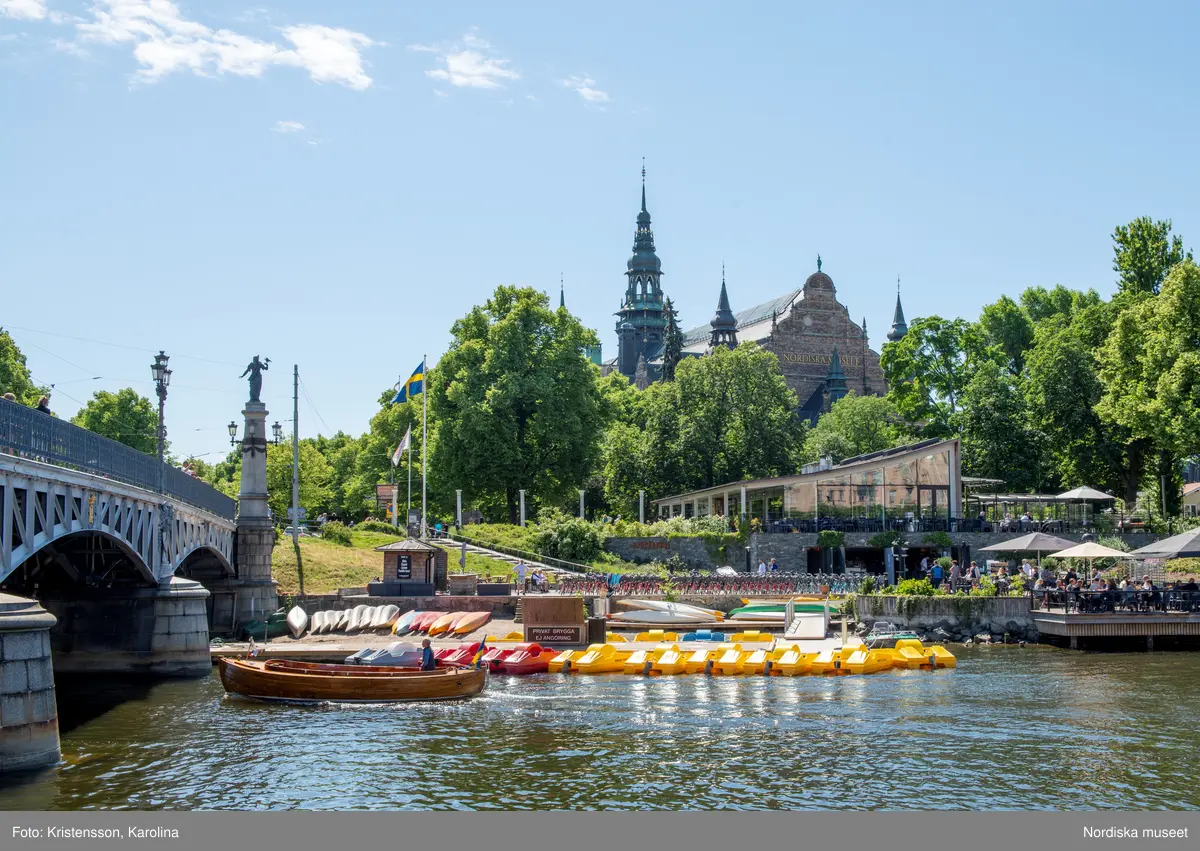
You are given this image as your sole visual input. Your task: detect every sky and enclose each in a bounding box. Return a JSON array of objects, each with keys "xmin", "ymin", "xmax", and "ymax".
[{"xmin": 3, "ymin": 1, "xmax": 1200, "ymax": 462}]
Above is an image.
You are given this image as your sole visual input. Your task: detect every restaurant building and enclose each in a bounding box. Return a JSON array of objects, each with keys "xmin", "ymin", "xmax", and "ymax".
[{"xmin": 651, "ymin": 438, "xmax": 963, "ymax": 532}]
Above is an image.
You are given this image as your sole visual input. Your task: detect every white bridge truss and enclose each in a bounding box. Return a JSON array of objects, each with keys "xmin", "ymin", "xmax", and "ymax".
[{"xmin": 0, "ymin": 455, "xmax": 236, "ymax": 585}]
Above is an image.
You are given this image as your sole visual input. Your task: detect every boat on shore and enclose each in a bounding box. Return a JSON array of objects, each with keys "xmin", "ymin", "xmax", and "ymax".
[{"xmin": 218, "ymin": 658, "xmax": 487, "ymax": 704}]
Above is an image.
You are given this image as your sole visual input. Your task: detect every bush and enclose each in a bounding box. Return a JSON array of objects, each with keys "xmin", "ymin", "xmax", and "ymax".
[
  {"xmin": 858, "ymin": 575, "xmax": 877, "ymax": 595},
  {"xmin": 924, "ymin": 531, "xmax": 952, "ymax": 548},
  {"xmin": 532, "ymin": 509, "xmax": 606, "ymax": 562},
  {"xmin": 867, "ymin": 531, "xmax": 900, "ymax": 549},
  {"xmin": 356, "ymin": 520, "xmax": 400, "ymax": 534},
  {"xmin": 935, "ymin": 556, "xmax": 953, "ymax": 571},
  {"xmin": 319, "ymin": 520, "xmax": 350, "ymax": 547},
  {"xmin": 321, "ymin": 521, "xmax": 352, "ymax": 546},
  {"xmin": 969, "ymin": 577, "xmax": 998, "ymax": 597},
  {"xmin": 1007, "ymin": 576, "xmax": 1027, "ymax": 596},
  {"xmin": 894, "ymin": 578, "xmax": 938, "ymax": 596},
  {"xmin": 817, "ymin": 530, "xmax": 845, "ymax": 549}
]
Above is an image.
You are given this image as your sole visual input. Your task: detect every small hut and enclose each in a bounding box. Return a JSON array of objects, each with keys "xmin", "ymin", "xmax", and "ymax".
[{"xmin": 371, "ymin": 539, "xmax": 447, "ymax": 596}]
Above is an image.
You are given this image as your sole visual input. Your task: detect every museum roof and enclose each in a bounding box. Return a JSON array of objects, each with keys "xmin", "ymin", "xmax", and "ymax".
[{"xmin": 681, "ymin": 287, "xmax": 803, "ymax": 347}]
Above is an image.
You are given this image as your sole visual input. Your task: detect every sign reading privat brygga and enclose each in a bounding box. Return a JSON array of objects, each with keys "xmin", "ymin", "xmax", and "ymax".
[
  {"xmin": 528, "ymin": 626, "xmax": 584, "ymax": 644},
  {"xmin": 522, "ymin": 596, "xmax": 586, "ymax": 646}
]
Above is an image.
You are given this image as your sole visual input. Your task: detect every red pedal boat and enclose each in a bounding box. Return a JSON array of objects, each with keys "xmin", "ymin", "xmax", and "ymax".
[{"xmin": 497, "ymin": 643, "xmax": 557, "ymax": 675}]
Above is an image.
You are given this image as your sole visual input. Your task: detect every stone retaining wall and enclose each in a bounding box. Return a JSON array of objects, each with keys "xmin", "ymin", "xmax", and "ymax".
[
  {"xmin": 603, "ymin": 537, "xmax": 718, "ymax": 567},
  {"xmin": 851, "ymin": 595, "xmax": 1037, "ymax": 642}
]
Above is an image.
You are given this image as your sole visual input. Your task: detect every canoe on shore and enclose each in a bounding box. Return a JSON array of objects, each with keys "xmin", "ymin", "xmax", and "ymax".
[{"xmin": 218, "ymin": 658, "xmax": 487, "ymax": 704}]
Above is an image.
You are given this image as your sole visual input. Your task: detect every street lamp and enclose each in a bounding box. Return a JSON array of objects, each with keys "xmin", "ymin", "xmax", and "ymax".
[
  {"xmin": 272, "ymin": 421, "xmax": 283, "ymax": 445},
  {"xmin": 151, "ymin": 351, "xmax": 170, "ymax": 491}
]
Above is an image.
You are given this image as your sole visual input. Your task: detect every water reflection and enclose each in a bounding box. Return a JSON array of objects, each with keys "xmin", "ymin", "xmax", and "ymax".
[{"xmin": 1, "ymin": 648, "xmax": 1198, "ymax": 810}]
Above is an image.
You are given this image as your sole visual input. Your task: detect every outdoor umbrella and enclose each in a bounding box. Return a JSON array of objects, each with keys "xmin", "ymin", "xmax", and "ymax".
[
  {"xmin": 1057, "ymin": 486, "xmax": 1116, "ymax": 528},
  {"xmin": 1047, "ymin": 542, "xmax": 1131, "ymax": 579},
  {"xmin": 978, "ymin": 532, "xmax": 1077, "ymax": 566},
  {"xmin": 1128, "ymin": 526, "xmax": 1200, "ymax": 560}
]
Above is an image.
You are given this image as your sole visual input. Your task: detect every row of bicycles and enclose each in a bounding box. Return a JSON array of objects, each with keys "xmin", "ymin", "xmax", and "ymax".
[{"xmin": 555, "ymin": 571, "xmax": 864, "ymax": 596}]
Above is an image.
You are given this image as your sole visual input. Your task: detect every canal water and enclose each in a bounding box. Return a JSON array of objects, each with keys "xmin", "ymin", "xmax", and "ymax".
[{"xmin": 1, "ymin": 646, "xmax": 1197, "ymax": 810}]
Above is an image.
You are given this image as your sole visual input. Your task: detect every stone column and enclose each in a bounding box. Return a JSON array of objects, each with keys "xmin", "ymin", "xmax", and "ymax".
[
  {"xmin": 148, "ymin": 577, "xmax": 211, "ymax": 677},
  {"xmin": 235, "ymin": 400, "xmax": 278, "ymax": 625},
  {"xmin": 0, "ymin": 594, "xmax": 60, "ymax": 772}
]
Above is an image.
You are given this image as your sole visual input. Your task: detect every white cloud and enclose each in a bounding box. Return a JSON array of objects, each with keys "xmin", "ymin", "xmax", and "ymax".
[
  {"xmin": 0, "ymin": 0, "xmax": 47, "ymax": 20},
  {"xmin": 411, "ymin": 29, "xmax": 518, "ymax": 90},
  {"xmin": 69, "ymin": 0, "xmax": 376, "ymax": 89},
  {"xmin": 51, "ymin": 36, "xmax": 89, "ymax": 57},
  {"xmin": 562, "ymin": 74, "xmax": 609, "ymax": 103},
  {"xmin": 273, "ymin": 119, "xmax": 304, "ymax": 132}
]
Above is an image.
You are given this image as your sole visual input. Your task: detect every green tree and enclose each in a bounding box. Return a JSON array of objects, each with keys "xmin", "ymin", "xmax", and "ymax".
[
  {"xmin": 0, "ymin": 329, "xmax": 47, "ymax": 405},
  {"xmin": 1019, "ymin": 285, "xmax": 1101, "ymax": 324},
  {"xmin": 70, "ymin": 388, "xmax": 160, "ymax": 454},
  {"xmin": 1112, "ymin": 216, "xmax": 1192, "ymax": 297},
  {"xmin": 1024, "ymin": 316, "xmax": 1142, "ymax": 500},
  {"xmin": 977, "ymin": 295, "xmax": 1034, "ymax": 375},
  {"xmin": 604, "ymin": 344, "xmax": 803, "ymax": 511},
  {"xmin": 350, "ymin": 390, "xmax": 421, "ymax": 522},
  {"xmin": 880, "ymin": 316, "xmax": 983, "ymax": 436},
  {"xmin": 802, "ymin": 392, "xmax": 905, "ymax": 464},
  {"xmin": 956, "ymin": 362, "xmax": 1045, "ymax": 492},
  {"xmin": 201, "ymin": 448, "xmax": 242, "ymax": 500},
  {"xmin": 661, "ymin": 297, "xmax": 683, "ymax": 382},
  {"xmin": 429, "ymin": 286, "xmax": 606, "ymax": 524},
  {"xmin": 266, "ymin": 439, "xmax": 333, "ymax": 521},
  {"xmin": 1097, "ymin": 261, "xmax": 1200, "ymax": 513},
  {"xmin": 311, "ymin": 431, "xmax": 364, "ymax": 520}
]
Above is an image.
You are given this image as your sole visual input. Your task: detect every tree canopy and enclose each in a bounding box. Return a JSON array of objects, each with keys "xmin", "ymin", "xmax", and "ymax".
[
  {"xmin": 0, "ymin": 329, "xmax": 47, "ymax": 406},
  {"xmin": 429, "ymin": 285, "xmax": 606, "ymax": 523},
  {"xmin": 70, "ymin": 388, "xmax": 160, "ymax": 455}
]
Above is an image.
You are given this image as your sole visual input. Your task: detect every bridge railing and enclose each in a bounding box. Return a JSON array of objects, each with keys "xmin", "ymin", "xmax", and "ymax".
[{"xmin": 0, "ymin": 398, "xmax": 236, "ymax": 520}]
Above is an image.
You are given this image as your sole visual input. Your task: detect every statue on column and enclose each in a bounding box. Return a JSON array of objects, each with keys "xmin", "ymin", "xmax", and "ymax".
[{"xmin": 240, "ymin": 356, "xmax": 270, "ymax": 403}]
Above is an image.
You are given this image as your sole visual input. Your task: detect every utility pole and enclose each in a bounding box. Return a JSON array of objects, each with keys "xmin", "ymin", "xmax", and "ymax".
[{"xmin": 292, "ymin": 364, "xmax": 300, "ymax": 548}]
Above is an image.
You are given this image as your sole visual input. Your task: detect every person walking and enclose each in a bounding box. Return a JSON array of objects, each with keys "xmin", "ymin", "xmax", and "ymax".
[
  {"xmin": 949, "ymin": 559, "xmax": 962, "ymax": 592},
  {"xmin": 769, "ymin": 558, "xmax": 779, "ymax": 573},
  {"xmin": 514, "ymin": 559, "xmax": 528, "ymax": 594},
  {"xmin": 757, "ymin": 559, "xmax": 767, "ymax": 576},
  {"xmin": 930, "ymin": 559, "xmax": 943, "ymax": 589},
  {"xmin": 35, "ymin": 395, "xmax": 51, "ymax": 415}
]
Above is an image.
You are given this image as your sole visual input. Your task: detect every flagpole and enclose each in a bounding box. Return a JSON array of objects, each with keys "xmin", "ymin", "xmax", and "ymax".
[
  {"xmin": 407, "ymin": 442, "xmax": 412, "ymax": 531},
  {"xmin": 421, "ymin": 354, "xmax": 428, "ymax": 540}
]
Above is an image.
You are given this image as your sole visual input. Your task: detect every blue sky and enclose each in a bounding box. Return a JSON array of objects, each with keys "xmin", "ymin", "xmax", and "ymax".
[{"xmin": 3, "ymin": 1, "xmax": 1199, "ymax": 462}]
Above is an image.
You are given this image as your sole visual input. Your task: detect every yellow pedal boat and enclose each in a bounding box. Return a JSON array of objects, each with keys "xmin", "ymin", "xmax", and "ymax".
[
  {"xmin": 574, "ymin": 643, "xmax": 632, "ymax": 674},
  {"xmin": 651, "ymin": 645, "xmax": 689, "ymax": 675},
  {"xmin": 713, "ymin": 643, "xmax": 746, "ymax": 676}
]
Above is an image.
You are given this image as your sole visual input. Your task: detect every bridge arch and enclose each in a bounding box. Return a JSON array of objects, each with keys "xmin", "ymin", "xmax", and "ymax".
[
  {"xmin": 1, "ymin": 528, "xmax": 156, "ymax": 592},
  {"xmin": 175, "ymin": 544, "xmax": 234, "ymax": 583}
]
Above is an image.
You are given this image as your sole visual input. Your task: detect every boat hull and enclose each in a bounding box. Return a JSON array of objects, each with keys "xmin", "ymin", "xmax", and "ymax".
[{"xmin": 218, "ymin": 658, "xmax": 487, "ymax": 703}]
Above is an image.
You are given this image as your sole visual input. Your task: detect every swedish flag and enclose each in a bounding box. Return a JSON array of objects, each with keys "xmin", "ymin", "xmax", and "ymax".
[{"xmin": 391, "ymin": 360, "xmax": 425, "ymax": 404}]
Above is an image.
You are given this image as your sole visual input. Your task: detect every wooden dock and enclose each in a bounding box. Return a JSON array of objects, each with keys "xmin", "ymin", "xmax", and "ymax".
[{"xmin": 1032, "ymin": 611, "xmax": 1200, "ymax": 649}]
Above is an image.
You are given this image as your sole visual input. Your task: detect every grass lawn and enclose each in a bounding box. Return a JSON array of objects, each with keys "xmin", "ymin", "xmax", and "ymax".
[{"xmin": 271, "ymin": 530, "xmax": 519, "ymax": 594}]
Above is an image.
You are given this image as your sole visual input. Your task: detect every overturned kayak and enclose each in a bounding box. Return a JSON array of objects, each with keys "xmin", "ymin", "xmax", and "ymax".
[
  {"xmin": 286, "ymin": 606, "xmax": 309, "ymax": 639},
  {"xmin": 219, "ymin": 658, "xmax": 487, "ymax": 704},
  {"xmin": 618, "ymin": 600, "xmax": 723, "ymax": 619},
  {"xmin": 609, "ymin": 609, "xmax": 710, "ymax": 625}
]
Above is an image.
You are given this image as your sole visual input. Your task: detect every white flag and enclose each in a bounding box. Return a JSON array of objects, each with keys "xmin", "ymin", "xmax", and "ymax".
[{"xmin": 391, "ymin": 426, "xmax": 411, "ymax": 466}]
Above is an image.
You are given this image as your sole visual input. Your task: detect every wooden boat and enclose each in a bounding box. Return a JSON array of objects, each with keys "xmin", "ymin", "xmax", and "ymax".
[
  {"xmin": 451, "ymin": 611, "xmax": 491, "ymax": 635},
  {"xmin": 218, "ymin": 658, "xmax": 487, "ymax": 704},
  {"xmin": 286, "ymin": 606, "xmax": 309, "ymax": 638}
]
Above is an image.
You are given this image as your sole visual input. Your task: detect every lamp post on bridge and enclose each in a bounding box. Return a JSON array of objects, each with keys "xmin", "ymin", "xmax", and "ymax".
[{"xmin": 151, "ymin": 351, "xmax": 171, "ymax": 493}]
